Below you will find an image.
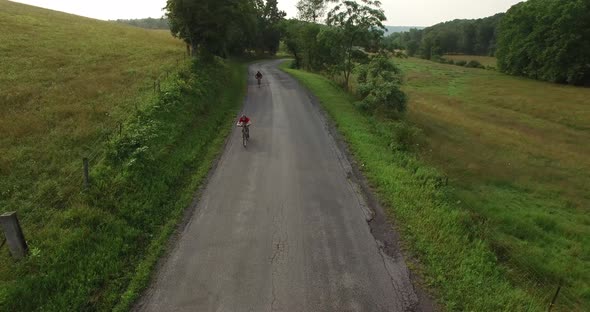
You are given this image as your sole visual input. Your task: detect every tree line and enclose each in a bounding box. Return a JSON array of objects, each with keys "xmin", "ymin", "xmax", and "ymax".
[
  {"xmin": 497, "ymin": 0, "xmax": 590, "ymax": 85},
  {"xmin": 165, "ymin": 0, "xmax": 286, "ymax": 58},
  {"xmin": 114, "ymin": 18, "xmax": 170, "ymax": 30},
  {"xmin": 382, "ymin": 0, "xmax": 589, "ymax": 85},
  {"xmin": 163, "ymin": 0, "xmax": 589, "ymax": 86},
  {"xmin": 383, "ymin": 13, "xmax": 503, "ymax": 59}
]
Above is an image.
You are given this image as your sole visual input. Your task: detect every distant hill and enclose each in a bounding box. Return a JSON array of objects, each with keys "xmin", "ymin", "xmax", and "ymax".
[
  {"xmin": 384, "ymin": 26, "xmax": 424, "ymax": 33},
  {"xmin": 113, "ymin": 17, "xmax": 169, "ymax": 30}
]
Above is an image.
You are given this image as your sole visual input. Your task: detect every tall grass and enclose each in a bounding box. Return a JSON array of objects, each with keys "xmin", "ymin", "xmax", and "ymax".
[
  {"xmin": 0, "ymin": 0, "xmax": 185, "ymax": 229},
  {"xmin": 398, "ymin": 57, "xmax": 590, "ymax": 309}
]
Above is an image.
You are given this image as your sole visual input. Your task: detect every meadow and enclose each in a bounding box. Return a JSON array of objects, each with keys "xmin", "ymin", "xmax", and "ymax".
[
  {"xmin": 0, "ymin": 0, "xmax": 184, "ymax": 223},
  {"xmin": 397, "ymin": 57, "xmax": 590, "ymax": 307},
  {"xmin": 283, "ymin": 56, "xmax": 589, "ymax": 310},
  {"xmin": 0, "ymin": 1, "xmax": 246, "ymax": 310}
]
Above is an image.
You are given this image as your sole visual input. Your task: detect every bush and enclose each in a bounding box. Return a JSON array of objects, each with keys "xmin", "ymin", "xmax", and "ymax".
[
  {"xmin": 356, "ymin": 55, "xmax": 407, "ymax": 115},
  {"xmin": 390, "ymin": 121, "xmax": 424, "ymax": 151},
  {"xmin": 431, "ymin": 55, "xmax": 444, "ymax": 63},
  {"xmin": 446, "ymin": 59, "xmax": 455, "ymax": 65},
  {"xmin": 455, "ymin": 60, "xmax": 467, "ymax": 66},
  {"xmin": 393, "ymin": 50, "xmax": 408, "ymax": 59},
  {"xmin": 466, "ymin": 60, "xmax": 484, "ymax": 68}
]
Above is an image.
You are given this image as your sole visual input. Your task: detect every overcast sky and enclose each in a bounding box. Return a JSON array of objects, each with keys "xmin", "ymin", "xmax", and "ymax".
[{"xmin": 11, "ymin": 0, "xmax": 524, "ymax": 26}]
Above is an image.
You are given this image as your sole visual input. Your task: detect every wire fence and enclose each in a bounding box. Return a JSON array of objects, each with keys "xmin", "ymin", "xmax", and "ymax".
[
  {"xmin": 491, "ymin": 242, "xmax": 587, "ymax": 312},
  {"xmin": 0, "ymin": 52, "xmax": 189, "ymax": 252}
]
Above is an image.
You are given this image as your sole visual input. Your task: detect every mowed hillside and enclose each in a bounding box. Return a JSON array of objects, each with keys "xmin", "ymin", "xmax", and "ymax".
[
  {"xmin": 397, "ymin": 57, "xmax": 590, "ymax": 307},
  {"xmin": 0, "ymin": 0, "xmax": 184, "ymax": 224}
]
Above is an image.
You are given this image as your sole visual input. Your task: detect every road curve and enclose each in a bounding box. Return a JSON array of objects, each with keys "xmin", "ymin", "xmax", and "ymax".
[{"xmin": 134, "ymin": 60, "xmax": 420, "ymax": 312}]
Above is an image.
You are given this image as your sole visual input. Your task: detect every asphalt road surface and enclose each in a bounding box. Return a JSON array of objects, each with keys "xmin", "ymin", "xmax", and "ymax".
[{"xmin": 134, "ymin": 60, "xmax": 420, "ymax": 312}]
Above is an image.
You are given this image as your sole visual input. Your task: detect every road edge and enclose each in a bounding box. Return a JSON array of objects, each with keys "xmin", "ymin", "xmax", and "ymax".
[
  {"xmin": 128, "ymin": 63, "xmax": 249, "ymax": 311},
  {"xmin": 278, "ymin": 59, "xmax": 438, "ymax": 312}
]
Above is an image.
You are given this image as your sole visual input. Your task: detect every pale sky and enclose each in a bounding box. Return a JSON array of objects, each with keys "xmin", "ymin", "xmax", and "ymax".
[{"xmin": 11, "ymin": 0, "xmax": 524, "ymax": 26}]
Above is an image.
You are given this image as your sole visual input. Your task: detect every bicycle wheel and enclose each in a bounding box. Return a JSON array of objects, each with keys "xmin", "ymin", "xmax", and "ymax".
[{"xmin": 242, "ymin": 128, "xmax": 247, "ymax": 147}]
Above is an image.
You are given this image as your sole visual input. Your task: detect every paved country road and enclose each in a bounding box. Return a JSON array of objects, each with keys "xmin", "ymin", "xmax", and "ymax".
[{"xmin": 134, "ymin": 60, "xmax": 424, "ymax": 312}]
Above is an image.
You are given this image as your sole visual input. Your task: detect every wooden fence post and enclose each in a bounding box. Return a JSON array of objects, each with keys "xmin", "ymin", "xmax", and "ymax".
[
  {"xmin": 0, "ymin": 212, "xmax": 28, "ymax": 259},
  {"xmin": 548, "ymin": 285, "xmax": 561, "ymax": 312},
  {"xmin": 83, "ymin": 157, "xmax": 90, "ymax": 188}
]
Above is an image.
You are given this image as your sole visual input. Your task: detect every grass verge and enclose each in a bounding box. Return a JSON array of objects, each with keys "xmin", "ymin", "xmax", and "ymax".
[
  {"xmin": 0, "ymin": 59, "xmax": 246, "ymax": 310},
  {"xmin": 281, "ymin": 62, "xmax": 546, "ymax": 311}
]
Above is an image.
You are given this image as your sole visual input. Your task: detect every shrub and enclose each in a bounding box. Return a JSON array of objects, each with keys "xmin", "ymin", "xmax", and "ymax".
[
  {"xmin": 455, "ymin": 60, "xmax": 467, "ymax": 66},
  {"xmin": 393, "ymin": 50, "xmax": 408, "ymax": 59},
  {"xmin": 390, "ymin": 121, "xmax": 424, "ymax": 151},
  {"xmin": 356, "ymin": 55, "xmax": 408, "ymax": 115},
  {"xmin": 466, "ymin": 60, "xmax": 484, "ymax": 68},
  {"xmin": 431, "ymin": 55, "xmax": 444, "ymax": 63}
]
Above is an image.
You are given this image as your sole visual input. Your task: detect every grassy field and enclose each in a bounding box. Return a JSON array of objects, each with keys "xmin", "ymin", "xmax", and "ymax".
[
  {"xmin": 397, "ymin": 57, "xmax": 590, "ymax": 307},
  {"xmin": 283, "ymin": 57, "xmax": 589, "ymax": 310},
  {"xmin": 0, "ymin": 0, "xmax": 184, "ymax": 220},
  {"xmin": 443, "ymin": 54, "xmax": 497, "ymax": 67},
  {"xmin": 0, "ymin": 1, "xmax": 247, "ymax": 310}
]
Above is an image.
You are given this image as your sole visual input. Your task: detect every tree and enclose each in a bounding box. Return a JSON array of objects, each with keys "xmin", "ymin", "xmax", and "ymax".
[
  {"xmin": 254, "ymin": 0, "xmax": 287, "ymax": 54},
  {"xmin": 165, "ymin": 0, "xmax": 256, "ymax": 58},
  {"xmin": 461, "ymin": 23, "xmax": 476, "ymax": 55},
  {"xmin": 497, "ymin": 0, "xmax": 590, "ymax": 85},
  {"xmin": 395, "ymin": 14, "xmax": 503, "ymax": 59},
  {"xmin": 326, "ymin": 0, "xmax": 386, "ymax": 89},
  {"xmin": 403, "ymin": 28, "xmax": 422, "ymax": 56},
  {"xmin": 281, "ymin": 19, "xmax": 304, "ymax": 67},
  {"xmin": 356, "ymin": 55, "xmax": 407, "ymax": 115},
  {"xmin": 296, "ymin": 0, "xmax": 339, "ymax": 22}
]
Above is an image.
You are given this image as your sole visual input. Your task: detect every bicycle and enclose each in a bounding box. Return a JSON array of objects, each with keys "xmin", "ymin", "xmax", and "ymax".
[
  {"xmin": 256, "ymin": 76, "xmax": 262, "ymax": 87},
  {"xmin": 240, "ymin": 124, "xmax": 250, "ymax": 147}
]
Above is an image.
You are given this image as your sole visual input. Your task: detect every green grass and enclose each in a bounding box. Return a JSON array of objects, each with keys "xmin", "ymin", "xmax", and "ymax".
[
  {"xmin": 0, "ymin": 1, "xmax": 247, "ymax": 310},
  {"xmin": 443, "ymin": 54, "xmax": 498, "ymax": 67},
  {"xmin": 397, "ymin": 57, "xmax": 590, "ymax": 308},
  {"xmin": 282, "ymin": 58, "xmax": 589, "ymax": 311},
  {"xmin": 0, "ymin": 0, "xmax": 185, "ymax": 227}
]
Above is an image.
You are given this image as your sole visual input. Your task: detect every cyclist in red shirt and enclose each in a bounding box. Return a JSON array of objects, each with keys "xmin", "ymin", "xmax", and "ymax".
[{"xmin": 237, "ymin": 114, "xmax": 251, "ymax": 139}]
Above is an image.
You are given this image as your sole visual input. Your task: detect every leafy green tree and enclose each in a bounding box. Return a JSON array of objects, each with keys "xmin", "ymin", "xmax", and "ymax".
[
  {"xmin": 165, "ymin": 0, "xmax": 256, "ymax": 58},
  {"xmin": 383, "ymin": 32, "xmax": 403, "ymax": 51},
  {"xmin": 461, "ymin": 23, "xmax": 476, "ymax": 54},
  {"xmin": 356, "ymin": 55, "xmax": 407, "ymax": 115},
  {"xmin": 300, "ymin": 22, "xmax": 323, "ymax": 70},
  {"xmin": 326, "ymin": 0, "xmax": 386, "ymax": 89},
  {"xmin": 296, "ymin": 0, "xmax": 336, "ymax": 22},
  {"xmin": 254, "ymin": 0, "xmax": 287, "ymax": 55},
  {"xmin": 281, "ymin": 19, "xmax": 304, "ymax": 67},
  {"xmin": 497, "ymin": 0, "xmax": 590, "ymax": 85},
  {"xmin": 402, "ymin": 28, "xmax": 422, "ymax": 56}
]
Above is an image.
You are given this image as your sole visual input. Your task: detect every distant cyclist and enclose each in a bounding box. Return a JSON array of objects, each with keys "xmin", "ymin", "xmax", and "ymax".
[{"xmin": 255, "ymin": 71, "xmax": 263, "ymax": 86}]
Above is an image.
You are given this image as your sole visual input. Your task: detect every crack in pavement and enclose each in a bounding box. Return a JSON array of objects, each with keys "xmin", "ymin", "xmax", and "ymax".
[{"xmin": 269, "ymin": 202, "xmax": 288, "ymax": 312}]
